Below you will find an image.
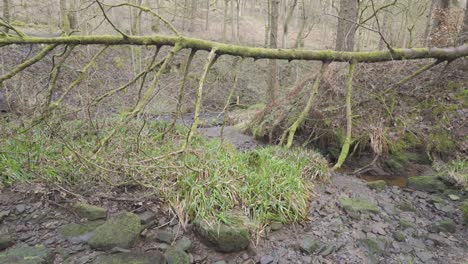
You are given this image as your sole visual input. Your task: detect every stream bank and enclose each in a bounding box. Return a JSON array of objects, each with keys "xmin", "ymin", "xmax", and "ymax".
[{"xmin": 0, "ymin": 122, "xmax": 466, "ymax": 264}]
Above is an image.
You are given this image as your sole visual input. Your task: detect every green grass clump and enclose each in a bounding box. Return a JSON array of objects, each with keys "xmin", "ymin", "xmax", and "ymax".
[
  {"xmin": 1, "ymin": 118, "xmax": 329, "ymax": 228},
  {"xmin": 434, "ymin": 158, "xmax": 468, "ymax": 189},
  {"xmin": 174, "ymin": 142, "xmax": 329, "ymax": 225}
]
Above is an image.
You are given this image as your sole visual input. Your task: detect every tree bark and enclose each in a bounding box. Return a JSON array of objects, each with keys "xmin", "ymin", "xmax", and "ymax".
[
  {"xmin": 2, "ymin": 0, "xmax": 10, "ymax": 33},
  {"xmin": 282, "ymin": 0, "xmax": 297, "ymax": 48},
  {"xmin": 205, "ymin": 0, "xmax": 210, "ymax": 30},
  {"xmin": 267, "ymin": 0, "xmax": 280, "ymax": 103},
  {"xmin": 60, "ymin": 0, "xmax": 71, "ymax": 33},
  {"xmin": 461, "ymin": 0, "xmax": 468, "ymax": 44},
  {"xmin": 335, "ymin": 0, "xmax": 358, "ymax": 51},
  {"xmin": 1, "ymin": 35, "xmax": 467, "ymax": 63}
]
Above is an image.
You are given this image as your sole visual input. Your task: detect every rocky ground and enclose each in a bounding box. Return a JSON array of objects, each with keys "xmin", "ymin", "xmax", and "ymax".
[{"xmin": 0, "ymin": 126, "xmax": 467, "ymax": 264}]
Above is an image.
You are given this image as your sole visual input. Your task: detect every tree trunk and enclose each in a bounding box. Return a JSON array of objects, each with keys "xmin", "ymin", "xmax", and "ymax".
[
  {"xmin": 460, "ymin": 0, "xmax": 468, "ymax": 44},
  {"xmin": 282, "ymin": 0, "xmax": 297, "ymax": 48},
  {"xmin": 295, "ymin": 0, "xmax": 307, "ymax": 48},
  {"xmin": 264, "ymin": 0, "xmax": 271, "ymax": 47},
  {"xmin": 424, "ymin": 0, "xmax": 436, "ymax": 46},
  {"xmin": 429, "ymin": 0, "xmax": 450, "ymax": 45},
  {"xmin": 2, "ymin": 0, "xmax": 10, "ymax": 33},
  {"xmin": 231, "ymin": 0, "xmax": 235, "ymax": 41},
  {"xmin": 335, "ymin": 0, "xmax": 358, "ymax": 51},
  {"xmin": 205, "ymin": 0, "xmax": 210, "ymax": 30},
  {"xmin": 68, "ymin": 0, "xmax": 78, "ymax": 31},
  {"xmin": 59, "ymin": 0, "xmax": 71, "ymax": 33},
  {"xmin": 223, "ymin": 0, "xmax": 228, "ymax": 42},
  {"xmin": 267, "ymin": 0, "xmax": 280, "ymax": 103}
]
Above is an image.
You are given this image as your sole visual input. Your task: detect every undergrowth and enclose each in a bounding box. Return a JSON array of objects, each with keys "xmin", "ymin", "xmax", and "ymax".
[{"xmin": 0, "ymin": 117, "xmax": 329, "ymax": 228}]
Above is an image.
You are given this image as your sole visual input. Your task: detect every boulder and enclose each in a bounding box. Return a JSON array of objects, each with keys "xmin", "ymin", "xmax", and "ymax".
[
  {"xmin": 73, "ymin": 203, "xmax": 107, "ymax": 221},
  {"xmin": 88, "ymin": 212, "xmax": 142, "ymax": 250},
  {"xmin": 407, "ymin": 176, "xmax": 446, "ymax": 193},
  {"xmin": 165, "ymin": 247, "xmax": 190, "ymax": 264},
  {"xmin": 193, "ymin": 219, "xmax": 250, "ymax": 253},
  {"xmin": 0, "ymin": 245, "xmax": 53, "ymax": 264},
  {"xmin": 175, "ymin": 237, "xmax": 192, "ymax": 252},
  {"xmin": 92, "ymin": 252, "xmax": 166, "ymax": 264},
  {"xmin": 366, "ymin": 180, "xmax": 387, "ymax": 191}
]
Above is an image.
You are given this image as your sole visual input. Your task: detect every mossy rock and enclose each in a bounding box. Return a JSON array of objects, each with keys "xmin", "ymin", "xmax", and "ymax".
[
  {"xmin": 193, "ymin": 219, "xmax": 250, "ymax": 253},
  {"xmin": 399, "ymin": 220, "xmax": 415, "ymax": 229},
  {"xmin": 359, "ymin": 238, "xmax": 384, "ymax": 263},
  {"xmin": 88, "ymin": 212, "xmax": 142, "ymax": 250},
  {"xmin": 338, "ymin": 196, "xmax": 380, "ymax": 218},
  {"xmin": 165, "ymin": 247, "xmax": 190, "ymax": 264},
  {"xmin": 432, "ymin": 219, "xmax": 456, "ymax": 233},
  {"xmin": 396, "ymin": 201, "xmax": 416, "ymax": 212},
  {"xmin": 92, "ymin": 252, "xmax": 165, "ymax": 264},
  {"xmin": 367, "ymin": 180, "xmax": 387, "ymax": 191},
  {"xmin": 73, "ymin": 203, "xmax": 107, "ymax": 220},
  {"xmin": 393, "ymin": 231, "xmax": 406, "ymax": 242},
  {"xmin": 407, "ymin": 176, "xmax": 447, "ymax": 193},
  {"xmin": 298, "ymin": 238, "xmax": 321, "ymax": 254},
  {"xmin": 461, "ymin": 201, "xmax": 468, "ymax": 225},
  {"xmin": 59, "ymin": 220, "xmax": 104, "ymax": 240},
  {"xmin": 0, "ymin": 245, "xmax": 53, "ymax": 264}
]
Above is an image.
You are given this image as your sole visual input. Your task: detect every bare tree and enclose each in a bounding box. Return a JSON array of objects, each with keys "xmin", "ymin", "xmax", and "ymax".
[
  {"xmin": 460, "ymin": 0, "xmax": 468, "ymax": 43},
  {"xmin": 335, "ymin": 0, "xmax": 358, "ymax": 51}
]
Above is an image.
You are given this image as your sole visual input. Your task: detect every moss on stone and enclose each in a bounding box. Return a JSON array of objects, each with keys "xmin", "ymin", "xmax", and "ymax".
[
  {"xmin": 396, "ymin": 201, "xmax": 417, "ymax": 212},
  {"xmin": 338, "ymin": 197, "xmax": 380, "ymax": 214},
  {"xmin": 73, "ymin": 203, "xmax": 107, "ymax": 220},
  {"xmin": 399, "ymin": 220, "xmax": 415, "ymax": 229},
  {"xmin": 0, "ymin": 245, "xmax": 53, "ymax": 264},
  {"xmin": 193, "ymin": 218, "xmax": 250, "ymax": 253},
  {"xmin": 393, "ymin": 231, "xmax": 406, "ymax": 242},
  {"xmin": 407, "ymin": 176, "xmax": 446, "ymax": 193},
  {"xmin": 165, "ymin": 247, "xmax": 190, "ymax": 264},
  {"xmin": 367, "ymin": 180, "xmax": 387, "ymax": 191},
  {"xmin": 88, "ymin": 212, "xmax": 142, "ymax": 250},
  {"xmin": 433, "ymin": 219, "xmax": 456, "ymax": 233}
]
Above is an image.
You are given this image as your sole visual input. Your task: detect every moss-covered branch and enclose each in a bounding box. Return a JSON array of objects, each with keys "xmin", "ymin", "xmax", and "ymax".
[
  {"xmin": 280, "ymin": 62, "xmax": 329, "ymax": 149},
  {"xmin": 185, "ymin": 48, "xmax": 218, "ymax": 147},
  {"xmin": 0, "ymin": 35, "xmax": 467, "ymax": 63},
  {"xmin": 0, "ymin": 44, "xmax": 57, "ymax": 84},
  {"xmin": 332, "ymin": 61, "xmax": 357, "ymax": 170}
]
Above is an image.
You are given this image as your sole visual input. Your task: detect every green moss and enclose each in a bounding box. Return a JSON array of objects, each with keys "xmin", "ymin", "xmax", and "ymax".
[
  {"xmin": 399, "ymin": 220, "xmax": 415, "ymax": 229},
  {"xmin": 393, "ymin": 231, "xmax": 406, "ymax": 242},
  {"xmin": 165, "ymin": 247, "xmax": 190, "ymax": 264},
  {"xmin": 91, "ymin": 253, "xmax": 165, "ymax": 264},
  {"xmin": 396, "ymin": 201, "xmax": 417, "ymax": 212},
  {"xmin": 433, "ymin": 219, "xmax": 456, "ymax": 233},
  {"xmin": 367, "ymin": 180, "xmax": 387, "ymax": 191},
  {"xmin": 461, "ymin": 201, "xmax": 468, "ymax": 225},
  {"xmin": 0, "ymin": 245, "xmax": 53, "ymax": 264}
]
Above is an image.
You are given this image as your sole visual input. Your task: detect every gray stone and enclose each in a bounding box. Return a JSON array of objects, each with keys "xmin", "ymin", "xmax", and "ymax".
[
  {"xmin": 73, "ymin": 203, "xmax": 107, "ymax": 220},
  {"xmin": 0, "ymin": 245, "xmax": 53, "ymax": 264},
  {"xmin": 193, "ymin": 219, "xmax": 250, "ymax": 253},
  {"xmin": 260, "ymin": 255, "xmax": 275, "ymax": 264},
  {"xmin": 165, "ymin": 247, "xmax": 190, "ymax": 264},
  {"xmin": 367, "ymin": 180, "xmax": 387, "ymax": 191},
  {"xmin": 415, "ymin": 251, "xmax": 434, "ymax": 262},
  {"xmin": 339, "ymin": 197, "xmax": 380, "ymax": 214},
  {"xmin": 88, "ymin": 212, "xmax": 142, "ymax": 250},
  {"xmin": 16, "ymin": 205, "xmax": 26, "ymax": 214},
  {"xmin": 92, "ymin": 252, "xmax": 166, "ymax": 264},
  {"xmin": 0, "ymin": 92, "xmax": 9, "ymax": 113},
  {"xmin": 137, "ymin": 211, "xmax": 156, "ymax": 225},
  {"xmin": 270, "ymin": 222, "xmax": 283, "ymax": 231},
  {"xmin": 213, "ymin": 261, "xmax": 227, "ymax": 264},
  {"xmin": 155, "ymin": 230, "xmax": 173, "ymax": 244}
]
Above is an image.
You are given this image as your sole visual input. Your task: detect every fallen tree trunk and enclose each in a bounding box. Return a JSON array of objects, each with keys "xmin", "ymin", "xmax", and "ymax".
[{"xmin": 1, "ymin": 35, "xmax": 467, "ymax": 63}]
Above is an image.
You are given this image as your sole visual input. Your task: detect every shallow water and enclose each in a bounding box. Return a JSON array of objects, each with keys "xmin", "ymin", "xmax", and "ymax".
[{"xmin": 359, "ymin": 174, "xmax": 408, "ymax": 187}]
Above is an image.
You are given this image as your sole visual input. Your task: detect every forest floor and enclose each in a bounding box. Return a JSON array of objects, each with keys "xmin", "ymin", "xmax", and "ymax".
[{"xmin": 0, "ymin": 123, "xmax": 467, "ymax": 264}]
